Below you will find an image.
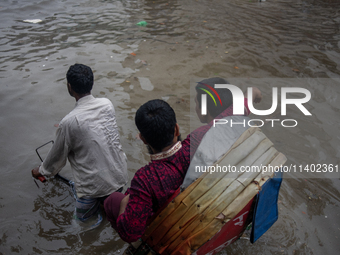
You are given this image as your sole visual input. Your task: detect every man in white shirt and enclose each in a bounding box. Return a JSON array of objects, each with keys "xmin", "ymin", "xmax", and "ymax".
[{"xmin": 32, "ymin": 63, "xmax": 128, "ymax": 221}]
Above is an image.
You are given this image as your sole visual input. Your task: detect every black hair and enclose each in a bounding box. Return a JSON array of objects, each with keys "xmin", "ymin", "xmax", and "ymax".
[
  {"xmin": 135, "ymin": 99, "xmax": 177, "ymax": 152},
  {"xmin": 66, "ymin": 64, "xmax": 94, "ymax": 94},
  {"xmin": 195, "ymin": 77, "xmax": 233, "ymax": 118}
]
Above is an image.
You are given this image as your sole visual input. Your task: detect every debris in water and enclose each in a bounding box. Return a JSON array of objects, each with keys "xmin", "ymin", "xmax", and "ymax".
[
  {"xmin": 139, "ymin": 77, "xmax": 154, "ymax": 91},
  {"xmin": 130, "ymin": 52, "xmax": 136, "ymax": 56},
  {"xmin": 234, "ymin": 66, "xmax": 239, "ymax": 69},
  {"xmin": 136, "ymin": 21, "xmax": 148, "ymax": 27},
  {"xmin": 23, "ymin": 19, "xmax": 42, "ymax": 24}
]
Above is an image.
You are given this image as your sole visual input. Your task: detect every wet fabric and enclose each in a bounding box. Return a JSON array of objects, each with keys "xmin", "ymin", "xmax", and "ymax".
[
  {"xmin": 250, "ymin": 171, "xmax": 283, "ymax": 243},
  {"xmin": 104, "ymin": 192, "xmax": 126, "ymax": 230},
  {"xmin": 75, "ymin": 196, "xmax": 101, "ymax": 222},
  {"xmin": 39, "ymin": 94, "xmax": 128, "ymax": 198}
]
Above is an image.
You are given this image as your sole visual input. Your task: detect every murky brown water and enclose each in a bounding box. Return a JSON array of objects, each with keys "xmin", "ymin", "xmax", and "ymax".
[{"xmin": 0, "ymin": 0, "xmax": 339, "ymax": 254}]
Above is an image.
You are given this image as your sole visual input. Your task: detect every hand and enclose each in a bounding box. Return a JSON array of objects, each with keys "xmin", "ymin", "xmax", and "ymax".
[
  {"xmin": 31, "ymin": 166, "xmax": 43, "ymax": 179},
  {"xmin": 252, "ymin": 87, "xmax": 262, "ymax": 104}
]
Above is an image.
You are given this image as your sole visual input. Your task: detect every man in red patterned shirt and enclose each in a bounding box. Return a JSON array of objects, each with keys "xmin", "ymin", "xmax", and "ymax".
[
  {"xmin": 105, "ymin": 99, "xmax": 190, "ymax": 243},
  {"xmin": 104, "ymin": 78, "xmax": 261, "ymax": 243}
]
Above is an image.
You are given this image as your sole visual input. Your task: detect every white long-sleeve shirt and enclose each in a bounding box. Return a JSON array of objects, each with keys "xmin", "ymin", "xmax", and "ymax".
[{"xmin": 39, "ymin": 95, "xmax": 128, "ymax": 198}]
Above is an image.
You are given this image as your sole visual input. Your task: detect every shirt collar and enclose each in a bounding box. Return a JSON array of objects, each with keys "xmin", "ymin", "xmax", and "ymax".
[
  {"xmin": 150, "ymin": 141, "xmax": 182, "ymax": 161},
  {"xmin": 75, "ymin": 94, "xmax": 94, "ymax": 106}
]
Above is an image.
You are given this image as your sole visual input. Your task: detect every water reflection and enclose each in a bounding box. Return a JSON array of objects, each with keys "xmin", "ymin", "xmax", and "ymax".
[{"xmin": 0, "ymin": 0, "xmax": 339, "ymax": 254}]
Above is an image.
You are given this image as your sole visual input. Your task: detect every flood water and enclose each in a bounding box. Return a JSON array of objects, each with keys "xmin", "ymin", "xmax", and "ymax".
[{"xmin": 0, "ymin": 0, "xmax": 340, "ymax": 254}]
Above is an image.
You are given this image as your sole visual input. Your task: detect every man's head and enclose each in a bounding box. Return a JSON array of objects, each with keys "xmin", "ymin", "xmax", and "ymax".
[
  {"xmin": 135, "ymin": 99, "xmax": 178, "ymax": 153},
  {"xmin": 195, "ymin": 77, "xmax": 233, "ymax": 123},
  {"xmin": 66, "ymin": 64, "xmax": 94, "ymax": 95}
]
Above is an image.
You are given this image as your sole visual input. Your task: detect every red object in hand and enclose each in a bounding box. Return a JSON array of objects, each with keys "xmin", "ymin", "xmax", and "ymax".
[{"xmin": 38, "ymin": 176, "xmax": 46, "ymax": 182}]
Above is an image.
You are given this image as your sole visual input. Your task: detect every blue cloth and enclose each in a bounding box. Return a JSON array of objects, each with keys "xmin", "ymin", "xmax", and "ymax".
[
  {"xmin": 75, "ymin": 196, "xmax": 101, "ymax": 221},
  {"xmin": 250, "ymin": 171, "xmax": 283, "ymax": 243}
]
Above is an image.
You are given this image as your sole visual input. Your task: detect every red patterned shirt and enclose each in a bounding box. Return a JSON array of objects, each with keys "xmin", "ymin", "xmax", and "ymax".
[{"xmin": 116, "ymin": 139, "xmax": 190, "ymax": 242}]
